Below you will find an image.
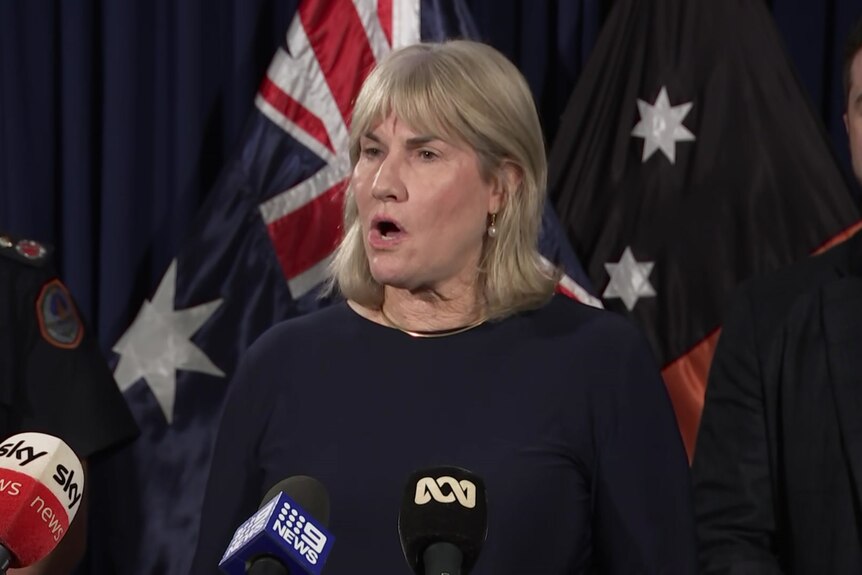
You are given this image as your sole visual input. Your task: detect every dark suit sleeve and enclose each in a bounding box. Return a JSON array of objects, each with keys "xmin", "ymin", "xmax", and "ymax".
[
  {"xmin": 692, "ymin": 288, "xmax": 784, "ymax": 574},
  {"xmin": 591, "ymin": 319, "xmax": 698, "ymax": 574},
  {"xmin": 190, "ymin": 341, "xmax": 273, "ymax": 575},
  {"xmin": 9, "ymin": 264, "xmax": 138, "ymax": 458}
]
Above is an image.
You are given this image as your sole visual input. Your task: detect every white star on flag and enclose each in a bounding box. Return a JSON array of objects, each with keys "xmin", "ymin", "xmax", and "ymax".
[
  {"xmin": 631, "ymin": 86, "xmax": 695, "ymax": 164},
  {"xmin": 112, "ymin": 259, "xmax": 225, "ymax": 423},
  {"xmin": 603, "ymin": 246, "xmax": 657, "ymax": 311}
]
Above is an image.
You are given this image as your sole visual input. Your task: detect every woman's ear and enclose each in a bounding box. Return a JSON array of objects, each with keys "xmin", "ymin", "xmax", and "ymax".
[{"xmin": 489, "ymin": 161, "xmax": 522, "ymax": 214}]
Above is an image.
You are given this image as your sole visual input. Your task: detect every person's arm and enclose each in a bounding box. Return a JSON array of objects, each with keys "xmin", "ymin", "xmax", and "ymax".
[
  {"xmin": 189, "ymin": 339, "xmax": 275, "ymax": 575},
  {"xmin": 590, "ymin": 318, "xmax": 697, "ymax": 574},
  {"xmin": 9, "ymin": 461, "xmax": 88, "ymax": 575},
  {"xmin": 11, "ymin": 262, "xmax": 138, "ymax": 574},
  {"xmin": 692, "ymin": 288, "xmax": 784, "ymax": 574}
]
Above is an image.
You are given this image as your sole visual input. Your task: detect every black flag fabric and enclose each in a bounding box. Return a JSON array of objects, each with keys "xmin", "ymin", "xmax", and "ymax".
[{"xmin": 548, "ymin": 0, "xmax": 861, "ymax": 457}]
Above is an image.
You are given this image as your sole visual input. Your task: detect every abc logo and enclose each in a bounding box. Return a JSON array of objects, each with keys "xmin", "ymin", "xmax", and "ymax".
[{"xmin": 414, "ymin": 476, "xmax": 476, "ymax": 509}]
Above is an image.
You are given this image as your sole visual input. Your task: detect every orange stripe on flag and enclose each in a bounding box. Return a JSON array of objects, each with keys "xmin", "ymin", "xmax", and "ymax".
[
  {"xmin": 661, "ymin": 329, "xmax": 720, "ymax": 462},
  {"xmin": 813, "ymin": 220, "xmax": 862, "ymax": 254}
]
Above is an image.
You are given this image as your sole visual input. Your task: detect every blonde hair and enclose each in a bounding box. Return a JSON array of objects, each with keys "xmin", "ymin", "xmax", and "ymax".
[{"xmin": 328, "ymin": 40, "xmax": 557, "ymax": 320}]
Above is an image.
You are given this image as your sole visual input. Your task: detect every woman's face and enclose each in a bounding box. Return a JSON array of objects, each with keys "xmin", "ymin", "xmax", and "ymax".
[{"xmin": 352, "ymin": 113, "xmax": 503, "ymax": 294}]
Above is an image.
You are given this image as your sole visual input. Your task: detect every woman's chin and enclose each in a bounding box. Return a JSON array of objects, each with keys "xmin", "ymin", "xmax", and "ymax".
[
  {"xmin": 374, "ymin": 277, "xmax": 416, "ymax": 291},
  {"xmin": 370, "ymin": 268, "xmax": 410, "ymax": 289}
]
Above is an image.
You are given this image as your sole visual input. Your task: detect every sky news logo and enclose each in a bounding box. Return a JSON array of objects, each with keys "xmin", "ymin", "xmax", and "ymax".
[
  {"xmin": 272, "ymin": 500, "xmax": 327, "ymax": 565},
  {"xmin": 414, "ymin": 476, "xmax": 477, "ymax": 508}
]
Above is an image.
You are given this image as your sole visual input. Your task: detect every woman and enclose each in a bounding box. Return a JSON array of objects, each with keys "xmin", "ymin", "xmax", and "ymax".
[{"xmin": 191, "ymin": 40, "xmax": 695, "ymax": 574}]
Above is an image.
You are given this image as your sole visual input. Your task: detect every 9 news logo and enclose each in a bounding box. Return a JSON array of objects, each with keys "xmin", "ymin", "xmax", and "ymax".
[
  {"xmin": 272, "ymin": 500, "xmax": 328, "ymax": 565},
  {"xmin": 414, "ymin": 475, "xmax": 477, "ymax": 508},
  {"xmin": 221, "ymin": 498, "xmax": 278, "ymax": 561}
]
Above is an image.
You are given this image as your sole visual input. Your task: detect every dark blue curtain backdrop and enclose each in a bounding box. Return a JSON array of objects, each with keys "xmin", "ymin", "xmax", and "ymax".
[{"xmin": 0, "ymin": 0, "xmax": 859, "ymax": 351}]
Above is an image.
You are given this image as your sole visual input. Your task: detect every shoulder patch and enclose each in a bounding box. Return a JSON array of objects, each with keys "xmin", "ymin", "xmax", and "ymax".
[
  {"xmin": 0, "ymin": 234, "xmax": 52, "ymax": 267},
  {"xmin": 36, "ymin": 279, "xmax": 84, "ymax": 349}
]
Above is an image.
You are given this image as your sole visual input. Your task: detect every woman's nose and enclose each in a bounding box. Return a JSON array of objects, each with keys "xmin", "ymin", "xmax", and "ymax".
[{"xmin": 370, "ymin": 156, "xmax": 407, "ymax": 202}]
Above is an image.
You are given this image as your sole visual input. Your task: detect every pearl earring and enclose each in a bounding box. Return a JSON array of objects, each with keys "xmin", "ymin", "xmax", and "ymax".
[{"xmin": 487, "ymin": 213, "xmax": 498, "ymax": 238}]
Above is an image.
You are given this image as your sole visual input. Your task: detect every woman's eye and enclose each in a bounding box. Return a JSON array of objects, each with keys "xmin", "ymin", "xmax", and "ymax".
[
  {"xmin": 361, "ymin": 146, "xmax": 381, "ymax": 158},
  {"xmin": 419, "ymin": 150, "xmax": 437, "ymax": 161}
]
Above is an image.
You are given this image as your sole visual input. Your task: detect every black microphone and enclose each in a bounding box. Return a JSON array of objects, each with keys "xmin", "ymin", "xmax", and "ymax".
[
  {"xmin": 219, "ymin": 476, "xmax": 334, "ymax": 575},
  {"xmin": 398, "ymin": 466, "xmax": 488, "ymax": 575}
]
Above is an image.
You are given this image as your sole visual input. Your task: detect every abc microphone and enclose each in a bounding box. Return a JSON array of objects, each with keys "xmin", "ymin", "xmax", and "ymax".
[
  {"xmin": 0, "ymin": 432, "xmax": 84, "ymax": 572},
  {"xmin": 219, "ymin": 476, "xmax": 335, "ymax": 575},
  {"xmin": 398, "ymin": 466, "xmax": 488, "ymax": 575}
]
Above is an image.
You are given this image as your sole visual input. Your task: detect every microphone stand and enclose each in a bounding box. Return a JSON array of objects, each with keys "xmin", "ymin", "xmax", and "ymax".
[
  {"xmin": 423, "ymin": 541, "xmax": 463, "ymax": 575},
  {"xmin": 0, "ymin": 544, "xmax": 11, "ymax": 574},
  {"xmin": 247, "ymin": 555, "xmax": 290, "ymax": 575}
]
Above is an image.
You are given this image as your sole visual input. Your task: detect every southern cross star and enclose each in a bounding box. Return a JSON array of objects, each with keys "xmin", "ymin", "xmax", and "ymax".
[
  {"xmin": 631, "ymin": 86, "xmax": 696, "ymax": 164},
  {"xmin": 603, "ymin": 246, "xmax": 657, "ymax": 311}
]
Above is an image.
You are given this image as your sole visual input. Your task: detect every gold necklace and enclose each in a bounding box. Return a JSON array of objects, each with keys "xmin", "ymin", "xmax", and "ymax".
[{"xmin": 379, "ymin": 306, "xmax": 487, "ymax": 338}]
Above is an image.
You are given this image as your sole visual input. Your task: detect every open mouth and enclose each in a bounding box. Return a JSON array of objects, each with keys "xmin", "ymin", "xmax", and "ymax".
[{"xmin": 373, "ymin": 219, "xmax": 404, "ymax": 241}]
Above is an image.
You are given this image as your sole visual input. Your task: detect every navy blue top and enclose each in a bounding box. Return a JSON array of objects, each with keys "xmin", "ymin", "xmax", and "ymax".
[{"xmin": 191, "ymin": 295, "xmax": 696, "ymax": 574}]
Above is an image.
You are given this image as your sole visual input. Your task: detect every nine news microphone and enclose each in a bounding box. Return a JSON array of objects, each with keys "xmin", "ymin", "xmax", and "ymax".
[
  {"xmin": 0, "ymin": 432, "xmax": 84, "ymax": 573},
  {"xmin": 219, "ymin": 476, "xmax": 335, "ymax": 575},
  {"xmin": 398, "ymin": 466, "xmax": 488, "ymax": 575}
]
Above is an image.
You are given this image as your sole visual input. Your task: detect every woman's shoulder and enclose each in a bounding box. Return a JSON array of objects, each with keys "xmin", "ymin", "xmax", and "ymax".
[
  {"xmin": 528, "ymin": 294, "xmax": 642, "ymax": 343},
  {"xmin": 515, "ymin": 295, "xmax": 657, "ymax": 376},
  {"xmin": 251, "ymin": 301, "xmax": 358, "ymax": 351},
  {"xmin": 230, "ymin": 302, "xmax": 365, "ymax": 392}
]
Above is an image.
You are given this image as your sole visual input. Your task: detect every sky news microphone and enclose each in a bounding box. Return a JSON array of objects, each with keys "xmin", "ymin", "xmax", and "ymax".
[
  {"xmin": 219, "ymin": 475, "xmax": 334, "ymax": 575},
  {"xmin": 398, "ymin": 466, "xmax": 488, "ymax": 575},
  {"xmin": 0, "ymin": 431, "xmax": 84, "ymax": 572}
]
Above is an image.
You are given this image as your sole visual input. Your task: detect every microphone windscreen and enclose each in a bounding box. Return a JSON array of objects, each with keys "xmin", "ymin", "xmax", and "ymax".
[
  {"xmin": 0, "ymin": 432, "xmax": 84, "ymax": 567},
  {"xmin": 219, "ymin": 476, "xmax": 335, "ymax": 575},
  {"xmin": 398, "ymin": 466, "xmax": 488, "ymax": 574}
]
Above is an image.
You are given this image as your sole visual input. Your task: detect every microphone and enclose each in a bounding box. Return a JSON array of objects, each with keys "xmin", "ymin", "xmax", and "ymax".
[
  {"xmin": 398, "ymin": 466, "xmax": 488, "ymax": 575},
  {"xmin": 0, "ymin": 432, "xmax": 84, "ymax": 572},
  {"xmin": 219, "ymin": 476, "xmax": 335, "ymax": 575}
]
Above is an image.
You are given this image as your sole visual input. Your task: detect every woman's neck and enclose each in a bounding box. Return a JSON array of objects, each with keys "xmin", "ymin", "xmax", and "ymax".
[{"xmin": 380, "ymin": 284, "xmax": 486, "ymax": 332}]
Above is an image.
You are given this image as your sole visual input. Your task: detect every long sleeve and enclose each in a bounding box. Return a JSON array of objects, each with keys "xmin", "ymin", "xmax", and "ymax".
[
  {"xmin": 591, "ymin": 319, "xmax": 698, "ymax": 574},
  {"xmin": 692, "ymin": 288, "xmax": 784, "ymax": 574},
  {"xmin": 1, "ymin": 255, "xmax": 138, "ymax": 456},
  {"xmin": 189, "ymin": 341, "xmax": 275, "ymax": 575}
]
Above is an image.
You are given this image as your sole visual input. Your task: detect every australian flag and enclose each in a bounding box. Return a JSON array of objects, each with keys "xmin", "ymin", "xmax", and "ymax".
[
  {"xmin": 83, "ymin": 1, "xmax": 595, "ymax": 574},
  {"xmin": 548, "ymin": 0, "xmax": 861, "ymax": 458}
]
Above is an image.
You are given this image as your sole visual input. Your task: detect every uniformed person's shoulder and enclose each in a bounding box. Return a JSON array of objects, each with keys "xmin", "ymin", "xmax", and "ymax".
[
  {"xmin": 0, "ymin": 232, "xmax": 53, "ymax": 269},
  {"xmin": 0, "ymin": 232, "xmax": 85, "ymax": 349}
]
